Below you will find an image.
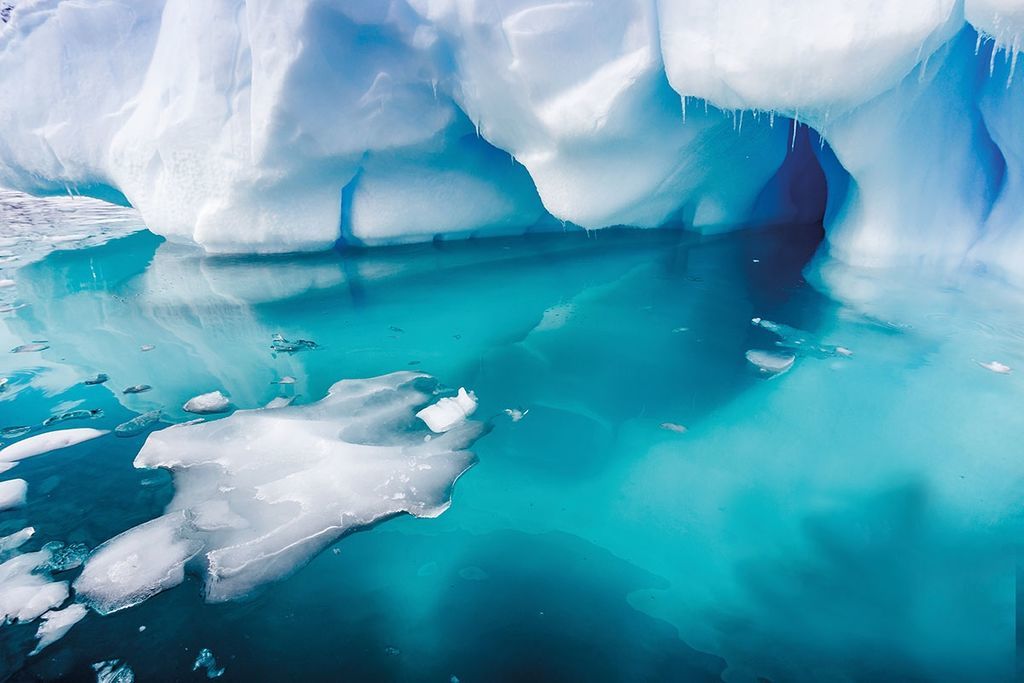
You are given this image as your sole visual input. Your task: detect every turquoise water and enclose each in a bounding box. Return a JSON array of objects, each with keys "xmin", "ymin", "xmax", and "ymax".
[{"xmin": 1, "ymin": 225, "xmax": 1022, "ymax": 681}]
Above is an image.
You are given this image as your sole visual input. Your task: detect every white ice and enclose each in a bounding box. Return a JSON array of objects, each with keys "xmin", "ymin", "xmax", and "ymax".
[
  {"xmin": 30, "ymin": 603, "xmax": 88, "ymax": 655},
  {"xmin": 0, "ymin": 428, "xmax": 108, "ymax": 464},
  {"xmin": 0, "ymin": 550, "xmax": 69, "ymax": 623},
  {"xmin": 182, "ymin": 391, "xmax": 231, "ymax": 415},
  {"xmin": 416, "ymin": 387, "xmax": 478, "ymax": 433},
  {"xmin": 0, "ymin": 478, "xmax": 27, "ymax": 510},
  {"xmin": 75, "ymin": 373, "xmax": 485, "ymax": 612}
]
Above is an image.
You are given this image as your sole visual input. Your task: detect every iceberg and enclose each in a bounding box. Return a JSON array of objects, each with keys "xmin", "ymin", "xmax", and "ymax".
[
  {"xmin": 0, "ymin": 0, "xmax": 1017, "ymax": 281},
  {"xmin": 75, "ymin": 372, "xmax": 486, "ymax": 612}
]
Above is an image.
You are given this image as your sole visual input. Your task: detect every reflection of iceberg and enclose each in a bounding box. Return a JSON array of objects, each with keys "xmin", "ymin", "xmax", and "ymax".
[{"xmin": 76, "ymin": 372, "xmax": 486, "ymax": 612}]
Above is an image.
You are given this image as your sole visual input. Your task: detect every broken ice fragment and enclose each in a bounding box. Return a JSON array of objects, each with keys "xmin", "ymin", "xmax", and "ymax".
[
  {"xmin": 193, "ymin": 648, "xmax": 225, "ymax": 678},
  {"xmin": 92, "ymin": 660, "xmax": 135, "ymax": 683},
  {"xmin": 0, "ymin": 377, "xmax": 7, "ymax": 391},
  {"xmin": 271, "ymin": 334, "xmax": 319, "ymax": 353},
  {"xmin": 0, "ymin": 428, "xmax": 108, "ymax": 463},
  {"xmin": 977, "ymin": 360, "xmax": 1011, "ymax": 374},
  {"xmin": 264, "ymin": 396, "xmax": 295, "ymax": 409},
  {"xmin": 0, "ymin": 526, "xmax": 34, "ymax": 553},
  {"xmin": 42, "ymin": 408, "xmax": 103, "ymax": 427},
  {"xmin": 0, "ymin": 550, "xmax": 69, "ymax": 623},
  {"xmin": 84, "ymin": 373, "xmax": 109, "ymax": 385},
  {"xmin": 745, "ymin": 349, "xmax": 796, "ymax": 376},
  {"xmin": 76, "ymin": 372, "xmax": 485, "ymax": 610},
  {"xmin": 503, "ymin": 408, "xmax": 528, "ymax": 422},
  {"xmin": 0, "ymin": 279, "xmax": 14, "ymax": 288},
  {"xmin": 417, "ymin": 388, "xmax": 478, "ymax": 432},
  {"xmin": 271, "ymin": 376, "xmax": 296, "ymax": 385},
  {"xmin": 1, "ymin": 425, "xmax": 32, "ymax": 438},
  {"xmin": 39, "ymin": 541, "xmax": 90, "ymax": 573},
  {"xmin": 10, "ymin": 342, "xmax": 48, "ymax": 353},
  {"xmin": 139, "ymin": 344, "xmax": 155, "ymax": 352},
  {"xmin": 660, "ymin": 422, "xmax": 688, "ymax": 433},
  {"xmin": 0, "ymin": 479, "xmax": 28, "ymax": 510},
  {"xmin": 183, "ymin": 391, "xmax": 231, "ymax": 415},
  {"xmin": 31, "ymin": 603, "xmax": 88, "ymax": 655},
  {"xmin": 122, "ymin": 385, "xmax": 151, "ymax": 394},
  {"xmin": 114, "ymin": 411, "xmax": 162, "ymax": 438}
]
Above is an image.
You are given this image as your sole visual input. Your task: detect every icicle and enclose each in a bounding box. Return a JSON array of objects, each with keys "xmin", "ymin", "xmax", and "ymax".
[
  {"xmin": 737, "ymin": 109, "xmax": 744, "ymax": 135},
  {"xmin": 976, "ymin": 31, "xmax": 984, "ymax": 56},
  {"xmin": 681, "ymin": 96, "xmax": 686, "ymax": 123},
  {"xmin": 790, "ymin": 117, "xmax": 798, "ymax": 151},
  {"xmin": 768, "ymin": 110, "xmax": 775, "ymax": 128}
]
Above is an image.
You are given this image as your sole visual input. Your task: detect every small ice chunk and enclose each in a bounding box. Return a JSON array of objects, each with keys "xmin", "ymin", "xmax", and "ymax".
[
  {"xmin": 193, "ymin": 648, "xmax": 225, "ymax": 678},
  {"xmin": 114, "ymin": 411, "xmax": 162, "ymax": 438},
  {"xmin": 84, "ymin": 374, "xmax": 109, "ymax": 385},
  {"xmin": 264, "ymin": 396, "xmax": 295, "ymax": 409},
  {"xmin": 39, "ymin": 541, "xmax": 90, "ymax": 572},
  {"xmin": 978, "ymin": 360, "xmax": 1011, "ymax": 374},
  {"xmin": 183, "ymin": 391, "xmax": 231, "ymax": 415},
  {"xmin": 122, "ymin": 385, "xmax": 151, "ymax": 394},
  {"xmin": 745, "ymin": 349, "xmax": 796, "ymax": 376},
  {"xmin": 75, "ymin": 512, "xmax": 203, "ymax": 614},
  {"xmin": 1, "ymin": 425, "xmax": 32, "ymax": 438},
  {"xmin": 42, "ymin": 409, "xmax": 103, "ymax": 427},
  {"xmin": 0, "ymin": 377, "xmax": 7, "ymax": 391},
  {"xmin": 0, "ymin": 526, "xmax": 34, "ymax": 553},
  {"xmin": 139, "ymin": 344, "xmax": 155, "ymax": 352},
  {"xmin": 271, "ymin": 376, "xmax": 296, "ymax": 385},
  {"xmin": 0, "ymin": 478, "xmax": 28, "ymax": 510},
  {"xmin": 31, "ymin": 603, "xmax": 88, "ymax": 655},
  {"xmin": 10, "ymin": 342, "xmax": 48, "ymax": 353},
  {"xmin": 0, "ymin": 428, "xmax": 108, "ymax": 463},
  {"xmin": 659, "ymin": 422, "xmax": 688, "ymax": 433},
  {"xmin": 503, "ymin": 408, "xmax": 528, "ymax": 422},
  {"xmin": 417, "ymin": 388, "xmax": 477, "ymax": 432},
  {"xmin": 0, "ymin": 550, "xmax": 69, "ymax": 623},
  {"xmin": 92, "ymin": 660, "xmax": 134, "ymax": 683},
  {"xmin": 0, "ymin": 279, "xmax": 14, "ymax": 288}
]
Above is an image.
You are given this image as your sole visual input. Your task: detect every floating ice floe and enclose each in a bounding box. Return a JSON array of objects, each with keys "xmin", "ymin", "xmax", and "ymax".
[
  {"xmin": 271, "ymin": 376, "xmax": 296, "ymax": 385},
  {"xmin": 83, "ymin": 374, "xmax": 109, "ymax": 386},
  {"xmin": 122, "ymin": 385, "xmax": 151, "ymax": 395},
  {"xmin": 0, "ymin": 549, "xmax": 69, "ymax": 623},
  {"xmin": 264, "ymin": 396, "xmax": 295, "ymax": 409},
  {"xmin": 193, "ymin": 648, "xmax": 225, "ymax": 678},
  {"xmin": 0, "ymin": 426, "xmax": 31, "ymax": 439},
  {"xmin": 31, "ymin": 603, "xmax": 88, "ymax": 655},
  {"xmin": 75, "ymin": 373, "xmax": 486, "ymax": 612},
  {"xmin": 10, "ymin": 342, "xmax": 48, "ymax": 353},
  {"xmin": 139, "ymin": 344, "xmax": 155, "ymax": 352},
  {"xmin": 114, "ymin": 411, "xmax": 162, "ymax": 438},
  {"xmin": 751, "ymin": 317, "xmax": 853, "ymax": 358},
  {"xmin": 0, "ymin": 527, "xmax": 34, "ymax": 554},
  {"xmin": 745, "ymin": 349, "xmax": 796, "ymax": 377},
  {"xmin": 270, "ymin": 334, "xmax": 318, "ymax": 354},
  {"xmin": 503, "ymin": 408, "xmax": 528, "ymax": 422},
  {"xmin": 977, "ymin": 360, "xmax": 1011, "ymax": 374},
  {"xmin": 0, "ymin": 377, "xmax": 7, "ymax": 392},
  {"xmin": 183, "ymin": 391, "xmax": 231, "ymax": 415},
  {"xmin": 92, "ymin": 660, "xmax": 134, "ymax": 683},
  {"xmin": 417, "ymin": 388, "xmax": 478, "ymax": 433},
  {"xmin": 0, "ymin": 428, "xmax": 108, "ymax": 464},
  {"xmin": 42, "ymin": 409, "xmax": 103, "ymax": 427},
  {"xmin": 659, "ymin": 422, "xmax": 688, "ymax": 433},
  {"xmin": 0, "ymin": 279, "xmax": 14, "ymax": 288},
  {"xmin": 0, "ymin": 479, "xmax": 28, "ymax": 510}
]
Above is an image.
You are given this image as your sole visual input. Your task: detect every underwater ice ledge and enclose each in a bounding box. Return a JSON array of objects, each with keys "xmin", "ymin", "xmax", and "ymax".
[{"xmin": 0, "ymin": 1, "xmax": 1021, "ymax": 282}]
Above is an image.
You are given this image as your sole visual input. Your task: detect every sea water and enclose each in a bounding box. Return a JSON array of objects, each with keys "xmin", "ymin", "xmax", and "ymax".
[{"xmin": 0, "ymin": 213, "xmax": 1021, "ymax": 681}]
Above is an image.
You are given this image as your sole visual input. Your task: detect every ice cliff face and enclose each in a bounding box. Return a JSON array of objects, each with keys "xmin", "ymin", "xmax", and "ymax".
[{"xmin": 0, "ymin": 1, "xmax": 1021, "ymax": 278}]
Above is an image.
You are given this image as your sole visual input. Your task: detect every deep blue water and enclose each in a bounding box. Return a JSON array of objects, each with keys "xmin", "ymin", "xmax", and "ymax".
[{"xmin": 1, "ymin": 224, "xmax": 1021, "ymax": 681}]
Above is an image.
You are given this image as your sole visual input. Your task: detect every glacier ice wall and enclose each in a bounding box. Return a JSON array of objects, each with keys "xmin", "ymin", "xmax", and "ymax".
[{"xmin": 0, "ymin": 0, "xmax": 1022, "ymax": 278}]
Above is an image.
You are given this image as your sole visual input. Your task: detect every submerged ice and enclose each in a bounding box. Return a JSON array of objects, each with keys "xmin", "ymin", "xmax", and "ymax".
[{"xmin": 75, "ymin": 372, "xmax": 485, "ymax": 612}]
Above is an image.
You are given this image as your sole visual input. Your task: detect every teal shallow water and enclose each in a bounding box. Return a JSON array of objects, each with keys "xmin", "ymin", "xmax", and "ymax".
[{"xmin": 0, "ymin": 226, "xmax": 1022, "ymax": 681}]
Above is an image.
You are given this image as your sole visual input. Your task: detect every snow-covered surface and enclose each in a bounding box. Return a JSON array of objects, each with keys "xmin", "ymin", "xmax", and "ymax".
[
  {"xmin": 75, "ymin": 372, "xmax": 485, "ymax": 612},
  {"xmin": 0, "ymin": 1, "xmax": 1020, "ymax": 279}
]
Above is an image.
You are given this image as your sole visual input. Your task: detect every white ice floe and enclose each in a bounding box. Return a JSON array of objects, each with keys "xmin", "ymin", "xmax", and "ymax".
[
  {"xmin": 75, "ymin": 373, "xmax": 485, "ymax": 612},
  {"xmin": 0, "ymin": 526, "xmax": 34, "ymax": 553},
  {"xmin": 417, "ymin": 388, "xmax": 478, "ymax": 433},
  {"xmin": 182, "ymin": 391, "xmax": 231, "ymax": 415},
  {"xmin": 0, "ymin": 550, "xmax": 69, "ymax": 623},
  {"xmin": 745, "ymin": 349, "xmax": 797, "ymax": 376},
  {"xmin": 0, "ymin": 428, "xmax": 108, "ymax": 464},
  {"xmin": 31, "ymin": 603, "xmax": 88, "ymax": 655},
  {"xmin": 92, "ymin": 659, "xmax": 135, "ymax": 683},
  {"xmin": 504, "ymin": 408, "xmax": 528, "ymax": 422},
  {"xmin": 977, "ymin": 360, "xmax": 1012, "ymax": 374},
  {"xmin": 0, "ymin": 478, "xmax": 28, "ymax": 510}
]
